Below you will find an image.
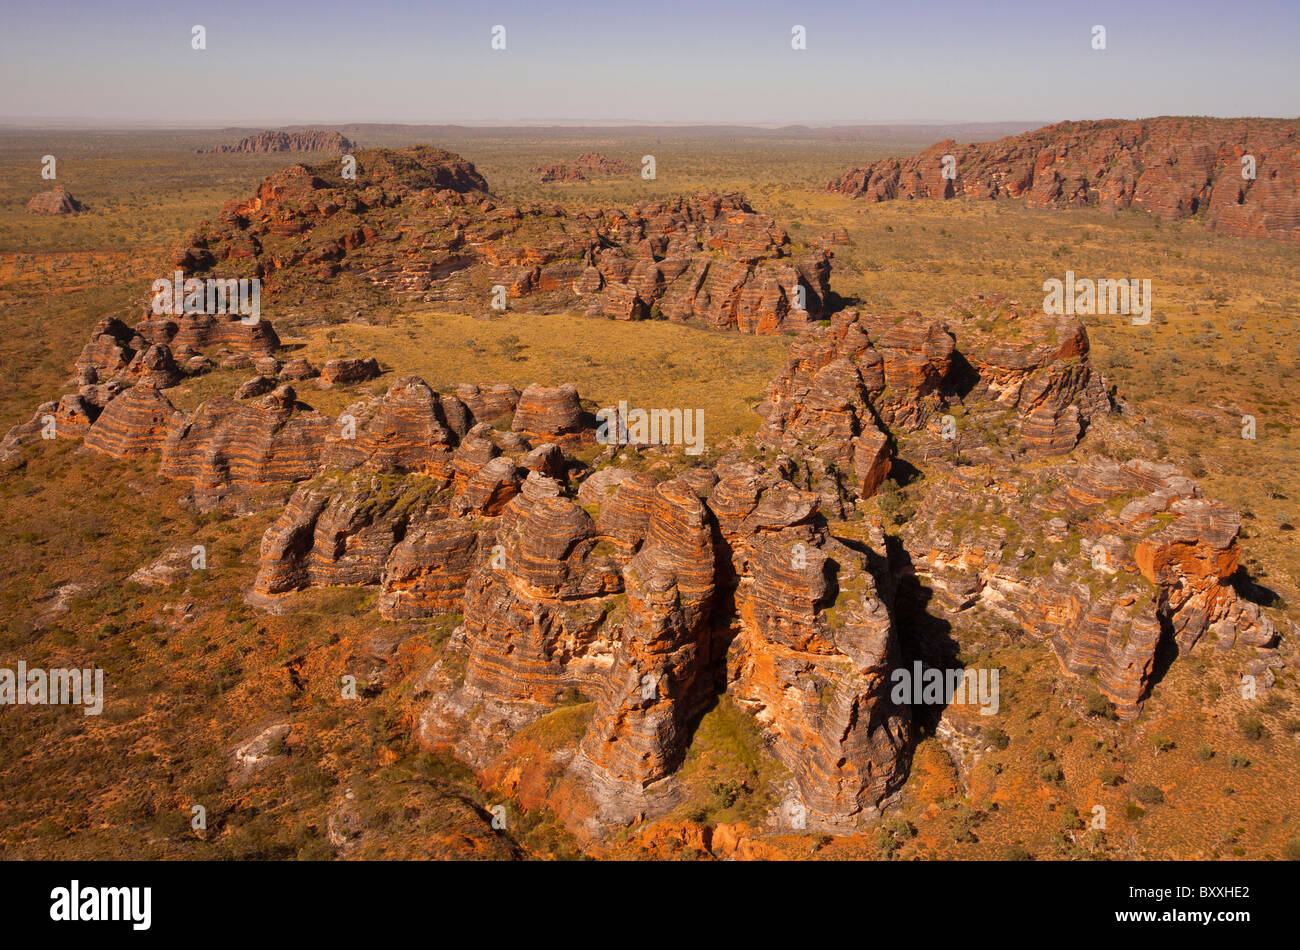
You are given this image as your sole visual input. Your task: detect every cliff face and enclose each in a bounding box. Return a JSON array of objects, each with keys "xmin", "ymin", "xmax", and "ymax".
[
  {"xmin": 828, "ymin": 117, "xmax": 1300, "ymax": 241},
  {"xmin": 200, "ymin": 129, "xmax": 358, "ymax": 154},
  {"xmin": 173, "ymin": 145, "xmax": 832, "ymax": 334}
]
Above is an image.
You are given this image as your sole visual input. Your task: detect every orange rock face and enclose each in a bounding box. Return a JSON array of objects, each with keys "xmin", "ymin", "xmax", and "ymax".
[
  {"xmin": 199, "ymin": 129, "xmax": 358, "ymax": 154},
  {"xmin": 27, "ymin": 186, "xmax": 82, "ymax": 214},
  {"xmin": 83, "ymin": 384, "xmax": 184, "ymax": 458},
  {"xmin": 828, "ymin": 118, "xmax": 1300, "ymax": 242},
  {"xmin": 174, "ymin": 146, "xmax": 830, "ymax": 334},
  {"xmin": 902, "ymin": 458, "xmax": 1275, "ymax": 719}
]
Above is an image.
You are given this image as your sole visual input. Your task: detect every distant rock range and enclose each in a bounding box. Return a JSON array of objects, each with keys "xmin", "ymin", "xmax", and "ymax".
[
  {"xmin": 828, "ymin": 117, "xmax": 1300, "ymax": 241},
  {"xmin": 199, "ymin": 129, "xmax": 358, "ymax": 154}
]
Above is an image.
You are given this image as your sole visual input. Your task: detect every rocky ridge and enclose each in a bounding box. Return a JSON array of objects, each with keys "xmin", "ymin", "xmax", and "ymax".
[
  {"xmin": 200, "ymin": 130, "xmax": 358, "ymax": 154},
  {"xmin": 2, "ymin": 214, "xmax": 1281, "ymax": 844},
  {"xmin": 173, "ymin": 145, "xmax": 832, "ymax": 333},
  {"xmin": 828, "ymin": 117, "xmax": 1300, "ymax": 241}
]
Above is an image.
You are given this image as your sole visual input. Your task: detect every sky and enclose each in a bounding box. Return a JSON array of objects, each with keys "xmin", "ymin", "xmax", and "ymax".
[{"xmin": 1, "ymin": 0, "xmax": 1297, "ymax": 126}]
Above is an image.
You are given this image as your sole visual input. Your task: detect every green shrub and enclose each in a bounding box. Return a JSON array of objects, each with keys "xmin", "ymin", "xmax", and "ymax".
[
  {"xmin": 1132, "ymin": 784, "xmax": 1165, "ymax": 805},
  {"xmin": 984, "ymin": 726, "xmax": 1010, "ymax": 750},
  {"xmin": 1238, "ymin": 714, "xmax": 1267, "ymax": 741}
]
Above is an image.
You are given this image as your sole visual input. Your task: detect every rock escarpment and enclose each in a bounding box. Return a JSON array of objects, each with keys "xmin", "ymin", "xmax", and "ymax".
[
  {"xmin": 200, "ymin": 129, "xmax": 358, "ymax": 154},
  {"xmin": 901, "ymin": 457, "xmax": 1275, "ymax": 719},
  {"xmin": 174, "ymin": 145, "xmax": 831, "ymax": 333},
  {"xmin": 828, "ymin": 117, "xmax": 1300, "ymax": 241},
  {"xmin": 756, "ymin": 298, "xmax": 1108, "ymax": 515}
]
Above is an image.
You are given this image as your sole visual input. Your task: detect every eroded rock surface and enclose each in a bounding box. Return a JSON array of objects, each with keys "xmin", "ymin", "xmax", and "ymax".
[{"xmin": 828, "ymin": 117, "xmax": 1300, "ymax": 242}]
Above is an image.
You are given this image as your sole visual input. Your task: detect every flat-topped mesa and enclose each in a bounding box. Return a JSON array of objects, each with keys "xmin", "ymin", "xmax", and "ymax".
[
  {"xmin": 199, "ymin": 129, "xmax": 358, "ymax": 154},
  {"xmin": 828, "ymin": 117, "xmax": 1300, "ymax": 241},
  {"xmin": 902, "ymin": 456, "xmax": 1276, "ymax": 720},
  {"xmin": 27, "ymin": 186, "xmax": 82, "ymax": 214},
  {"xmin": 173, "ymin": 147, "xmax": 827, "ymax": 334}
]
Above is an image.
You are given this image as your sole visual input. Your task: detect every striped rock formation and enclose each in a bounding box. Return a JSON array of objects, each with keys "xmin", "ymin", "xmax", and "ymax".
[
  {"xmin": 172, "ymin": 146, "xmax": 831, "ymax": 334},
  {"xmin": 759, "ymin": 297, "xmax": 1108, "ymax": 517},
  {"xmin": 199, "ymin": 129, "xmax": 358, "ymax": 154},
  {"xmin": 251, "ymin": 472, "xmax": 449, "ymax": 598},
  {"xmin": 901, "ymin": 458, "xmax": 1276, "ymax": 719},
  {"xmin": 322, "ymin": 376, "xmax": 461, "ymax": 478},
  {"xmin": 828, "ymin": 117, "xmax": 1300, "ymax": 242},
  {"xmin": 725, "ymin": 492, "xmax": 908, "ymax": 828},
  {"xmin": 511, "ymin": 384, "xmax": 591, "ymax": 448},
  {"xmin": 83, "ymin": 384, "xmax": 184, "ymax": 457},
  {"xmin": 27, "ymin": 187, "xmax": 82, "ymax": 214},
  {"xmin": 412, "ymin": 476, "xmax": 626, "ymax": 737},
  {"xmin": 159, "ymin": 385, "xmax": 330, "ymax": 506},
  {"xmin": 377, "ymin": 518, "xmax": 486, "ymax": 619}
]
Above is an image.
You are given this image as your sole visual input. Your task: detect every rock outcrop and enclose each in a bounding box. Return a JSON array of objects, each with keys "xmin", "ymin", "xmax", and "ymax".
[
  {"xmin": 901, "ymin": 457, "xmax": 1275, "ymax": 719},
  {"xmin": 27, "ymin": 187, "xmax": 82, "ymax": 214},
  {"xmin": 200, "ymin": 129, "xmax": 358, "ymax": 154},
  {"xmin": 3, "ymin": 198, "xmax": 1282, "ymax": 848},
  {"xmin": 173, "ymin": 146, "xmax": 831, "ymax": 333},
  {"xmin": 159, "ymin": 385, "xmax": 330, "ymax": 506},
  {"xmin": 828, "ymin": 117, "xmax": 1300, "ymax": 241},
  {"xmin": 534, "ymin": 152, "xmax": 632, "ymax": 183},
  {"xmin": 83, "ymin": 384, "xmax": 184, "ymax": 458}
]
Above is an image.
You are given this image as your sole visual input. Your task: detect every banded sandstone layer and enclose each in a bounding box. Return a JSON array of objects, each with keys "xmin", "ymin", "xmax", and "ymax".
[
  {"xmin": 172, "ymin": 145, "xmax": 832, "ymax": 333},
  {"xmin": 200, "ymin": 130, "xmax": 359, "ymax": 154},
  {"xmin": 828, "ymin": 118, "xmax": 1299, "ymax": 241},
  {"xmin": 2, "ymin": 276, "xmax": 1278, "ymax": 840},
  {"xmin": 27, "ymin": 187, "xmax": 82, "ymax": 214}
]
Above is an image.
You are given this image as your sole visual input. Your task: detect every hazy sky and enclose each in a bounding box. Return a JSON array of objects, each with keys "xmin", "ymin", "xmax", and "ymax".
[{"xmin": 2, "ymin": 0, "xmax": 1297, "ymax": 125}]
